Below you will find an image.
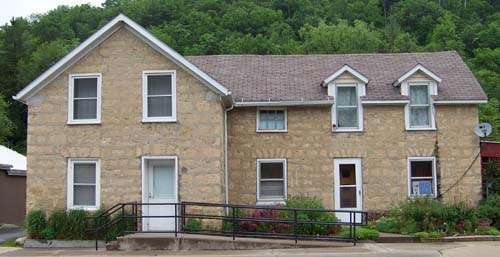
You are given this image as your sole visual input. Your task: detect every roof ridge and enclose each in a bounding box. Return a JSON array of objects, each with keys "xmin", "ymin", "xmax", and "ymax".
[{"xmin": 186, "ymin": 51, "xmax": 457, "ymax": 58}]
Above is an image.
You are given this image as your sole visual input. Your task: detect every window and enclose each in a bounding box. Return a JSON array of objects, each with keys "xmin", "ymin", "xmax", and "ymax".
[
  {"xmin": 407, "ymin": 84, "xmax": 434, "ymax": 129},
  {"xmin": 257, "ymin": 159, "xmax": 287, "ymax": 204},
  {"xmin": 67, "ymin": 159, "xmax": 100, "ymax": 210},
  {"xmin": 257, "ymin": 108, "xmax": 287, "ymax": 132},
  {"xmin": 407, "ymin": 157, "xmax": 436, "ymax": 197},
  {"xmin": 334, "ymin": 84, "xmax": 362, "ymax": 131},
  {"xmin": 142, "ymin": 70, "xmax": 176, "ymax": 122},
  {"xmin": 68, "ymin": 74, "xmax": 101, "ymax": 124}
]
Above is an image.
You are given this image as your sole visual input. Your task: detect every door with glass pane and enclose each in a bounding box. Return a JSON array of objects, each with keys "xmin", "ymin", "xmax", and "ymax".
[
  {"xmin": 143, "ymin": 158, "xmax": 177, "ymax": 231},
  {"xmin": 334, "ymin": 158, "xmax": 363, "ymax": 223}
]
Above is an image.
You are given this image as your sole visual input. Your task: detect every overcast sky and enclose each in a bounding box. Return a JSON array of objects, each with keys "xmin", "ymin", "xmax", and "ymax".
[{"xmin": 0, "ymin": 0, "xmax": 105, "ymax": 25}]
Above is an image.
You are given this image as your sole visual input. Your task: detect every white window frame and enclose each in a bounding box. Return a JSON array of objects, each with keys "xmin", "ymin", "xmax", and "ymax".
[
  {"xmin": 142, "ymin": 70, "xmax": 177, "ymax": 122},
  {"xmin": 407, "ymin": 156, "xmax": 437, "ymax": 198},
  {"xmin": 68, "ymin": 73, "xmax": 101, "ymax": 124},
  {"xmin": 256, "ymin": 107, "xmax": 287, "ymax": 132},
  {"xmin": 405, "ymin": 82, "xmax": 436, "ymax": 131},
  {"xmin": 332, "ymin": 83, "xmax": 363, "ymax": 132},
  {"xmin": 256, "ymin": 159, "xmax": 287, "ymax": 205},
  {"xmin": 67, "ymin": 158, "xmax": 101, "ymax": 210}
]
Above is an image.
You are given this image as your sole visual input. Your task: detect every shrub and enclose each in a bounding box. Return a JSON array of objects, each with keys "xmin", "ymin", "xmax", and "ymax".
[
  {"xmin": 26, "ymin": 210, "xmax": 46, "ymax": 239},
  {"xmin": 41, "ymin": 227, "xmax": 56, "ymax": 240},
  {"xmin": 428, "ymin": 231, "xmax": 444, "ymax": 238},
  {"xmin": 339, "ymin": 227, "xmax": 379, "ymax": 240},
  {"xmin": 183, "ymin": 218, "xmax": 202, "ymax": 232},
  {"xmin": 66, "ymin": 210, "xmax": 87, "ymax": 240},
  {"xmin": 47, "ymin": 210, "xmax": 69, "ymax": 239},
  {"xmin": 376, "ymin": 217, "xmax": 399, "ymax": 233},
  {"xmin": 413, "ymin": 231, "xmax": 430, "ymax": 239},
  {"xmin": 488, "ymin": 227, "xmax": 500, "ymax": 236},
  {"xmin": 283, "ymin": 196, "xmax": 340, "ymax": 236},
  {"xmin": 484, "ymin": 162, "xmax": 500, "ymax": 195},
  {"xmin": 476, "ymin": 194, "xmax": 500, "ymax": 229}
]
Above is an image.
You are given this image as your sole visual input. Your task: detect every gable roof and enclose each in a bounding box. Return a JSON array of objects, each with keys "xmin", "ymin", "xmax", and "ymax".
[
  {"xmin": 13, "ymin": 14, "xmax": 230, "ymax": 102},
  {"xmin": 393, "ymin": 63, "xmax": 442, "ymax": 86},
  {"xmin": 187, "ymin": 51, "xmax": 487, "ymax": 103},
  {"xmin": 322, "ymin": 64, "xmax": 369, "ymax": 85}
]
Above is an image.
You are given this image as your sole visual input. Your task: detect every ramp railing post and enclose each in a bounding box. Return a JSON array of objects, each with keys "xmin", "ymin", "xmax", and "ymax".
[
  {"xmin": 232, "ymin": 206, "xmax": 236, "ymax": 241},
  {"xmin": 175, "ymin": 203, "xmax": 178, "ymax": 237},
  {"xmin": 353, "ymin": 212, "xmax": 357, "ymax": 246}
]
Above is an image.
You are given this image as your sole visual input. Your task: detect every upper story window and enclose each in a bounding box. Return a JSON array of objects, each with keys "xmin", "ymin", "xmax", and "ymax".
[
  {"xmin": 67, "ymin": 158, "xmax": 100, "ymax": 210},
  {"xmin": 333, "ymin": 84, "xmax": 363, "ymax": 131},
  {"xmin": 407, "ymin": 83, "xmax": 435, "ymax": 130},
  {"xmin": 142, "ymin": 70, "xmax": 177, "ymax": 122},
  {"xmin": 256, "ymin": 108, "xmax": 287, "ymax": 132},
  {"xmin": 257, "ymin": 159, "xmax": 287, "ymax": 204},
  {"xmin": 407, "ymin": 157, "xmax": 436, "ymax": 198},
  {"xmin": 68, "ymin": 74, "xmax": 101, "ymax": 124}
]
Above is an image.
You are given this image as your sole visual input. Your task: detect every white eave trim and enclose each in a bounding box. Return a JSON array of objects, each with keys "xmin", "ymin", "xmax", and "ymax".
[
  {"xmin": 13, "ymin": 14, "xmax": 230, "ymax": 102},
  {"xmin": 394, "ymin": 64, "xmax": 442, "ymax": 86},
  {"xmin": 234, "ymin": 100, "xmax": 334, "ymax": 107},
  {"xmin": 434, "ymin": 100, "xmax": 487, "ymax": 105},
  {"xmin": 322, "ymin": 64, "xmax": 369, "ymax": 86}
]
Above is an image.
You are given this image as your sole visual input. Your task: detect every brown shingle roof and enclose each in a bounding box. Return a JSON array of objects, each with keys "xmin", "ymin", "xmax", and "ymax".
[{"xmin": 186, "ymin": 51, "xmax": 487, "ymax": 102}]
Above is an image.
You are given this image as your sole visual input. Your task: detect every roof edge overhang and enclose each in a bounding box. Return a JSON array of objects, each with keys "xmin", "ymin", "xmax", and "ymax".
[
  {"xmin": 13, "ymin": 14, "xmax": 230, "ymax": 103},
  {"xmin": 393, "ymin": 63, "xmax": 442, "ymax": 87},
  {"xmin": 321, "ymin": 64, "xmax": 369, "ymax": 86}
]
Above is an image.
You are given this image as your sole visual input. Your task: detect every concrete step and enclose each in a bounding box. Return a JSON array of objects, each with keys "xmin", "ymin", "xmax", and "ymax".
[{"xmin": 116, "ymin": 233, "xmax": 353, "ymax": 251}]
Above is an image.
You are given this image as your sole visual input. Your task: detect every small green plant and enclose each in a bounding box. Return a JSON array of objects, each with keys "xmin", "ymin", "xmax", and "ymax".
[
  {"xmin": 428, "ymin": 231, "xmax": 444, "ymax": 238},
  {"xmin": 26, "ymin": 210, "xmax": 46, "ymax": 239},
  {"xmin": 339, "ymin": 227, "xmax": 379, "ymax": 240},
  {"xmin": 0, "ymin": 238, "xmax": 21, "ymax": 247},
  {"xmin": 413, "ymin": 231, "xmax": 429, "ymax": 239},
  {"xmin": 476, "ymin": 194, "xmax": 500, "ymax": 230},
  {"xmin": 183, "ymin": 218, "xmax": 202, "ymax": 232},
  {"xmin": 488, "ymin": 227, "xmax": 500, "ymax": 236}
]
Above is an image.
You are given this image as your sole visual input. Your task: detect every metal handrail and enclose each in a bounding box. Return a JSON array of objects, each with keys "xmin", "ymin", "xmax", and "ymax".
[{"xmin": 88, "ymin": 201, "xmax": 368, "ymax": 250}]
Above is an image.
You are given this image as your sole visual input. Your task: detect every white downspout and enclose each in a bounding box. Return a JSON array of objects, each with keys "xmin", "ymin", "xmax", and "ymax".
[{"xmin": 224, "ymin": 104, "xmax": 234, "ymax": 208}]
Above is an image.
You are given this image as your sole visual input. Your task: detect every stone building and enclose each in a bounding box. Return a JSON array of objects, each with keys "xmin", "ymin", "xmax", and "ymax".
[{"xmin": 14, "ymin": 14, "xmax": 487, "ymax": 229}]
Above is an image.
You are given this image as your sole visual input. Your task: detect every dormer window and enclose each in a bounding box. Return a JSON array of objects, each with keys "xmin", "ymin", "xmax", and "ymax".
[
  {"xmin": 335, "ymin": 85, "xmax": 360, "ymax": 129},
  {"xmin": 409, "ymin": 84, "xmax": 431, "ymax": 127}
]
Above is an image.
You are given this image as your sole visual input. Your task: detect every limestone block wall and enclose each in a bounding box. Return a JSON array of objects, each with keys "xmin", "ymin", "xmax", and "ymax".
[
  {"xmin": 26, "ymin": 27, "xmax": 225, "ymax": 212},
  {"xmin": 227, "ymin": 105, "xmax": 481, "ymax": 211}
]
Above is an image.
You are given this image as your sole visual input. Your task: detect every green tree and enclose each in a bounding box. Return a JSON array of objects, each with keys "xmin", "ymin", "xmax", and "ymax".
[
  {"xmin": 0, "ymin": 94, "xmax": 13, "ymax": 146},
  {"xmin": 300, "ymin": 20, "xmax": 383, "ymax": 53},
  {"xmin": 426, "ymin": 12, "xmax": 465, "ymax": 54}
]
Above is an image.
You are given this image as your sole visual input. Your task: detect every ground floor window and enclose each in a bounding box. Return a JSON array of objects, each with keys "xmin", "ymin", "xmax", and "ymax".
[
  {"xmin": 257, "ymin": 159, "xmax": 287, "ymax": 204},
  {"xmin": 67, "ymin": 158, "xmax": 100, "ymax": 210},
  {"xmin": 407, "ymin": 157, "xmax": 436, "ymax": 197}
]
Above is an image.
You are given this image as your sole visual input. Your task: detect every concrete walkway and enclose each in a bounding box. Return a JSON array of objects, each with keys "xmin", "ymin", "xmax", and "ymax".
[
  {"xmin": 0, "ymin": 227, "xmax": 24, "ymax": 244},
  {"xmin": 1, "ymin": 241, "xmax": 499, "ymax": 257}
]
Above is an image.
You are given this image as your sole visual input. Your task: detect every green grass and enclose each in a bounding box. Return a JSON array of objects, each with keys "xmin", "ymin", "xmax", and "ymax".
[{"xmin": 0, "ymin": 239, "xmax": 21, "ymax": 247}]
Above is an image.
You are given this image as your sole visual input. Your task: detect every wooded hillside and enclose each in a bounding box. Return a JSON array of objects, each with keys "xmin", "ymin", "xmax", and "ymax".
[{"xmin": 0, "ymin": 0, "xmax": 498, "ymax": 153}]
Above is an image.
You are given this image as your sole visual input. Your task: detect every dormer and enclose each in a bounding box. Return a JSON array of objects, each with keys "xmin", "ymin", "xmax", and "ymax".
[
  {"xmin": 322, "ymin": 64, "xmax": 368, "ymax": 132},
  {"xmin": 322, "ymin": 64, "xmax": 368, "ymax": 98},
  {"xmin": 394, "ymin": 64, "xmax": 442, "ymax": 131},
  {"xmin": 393, "ymin": 64, "xmax": 441, "ymax": 97}
]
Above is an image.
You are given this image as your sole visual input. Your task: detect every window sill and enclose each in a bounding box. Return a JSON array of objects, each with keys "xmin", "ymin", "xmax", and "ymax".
[
  {"xmin": 68, "ymin": 205, "xmax": 99, "ymax": 211},
  {"xmin": 332, "ymin": 128, "xmax": 363, "ymax": 133},
  {"xmin": 142, "ymin": 118, "xmax": 177, "ymax": 123},
  {"xmin": 406, "ymin": 127, "xmax": 436, "ymax": 131},
  {"xmin": 67, "ymin": 120, "xmax": 101, "ymax": 125},
  {"xmin": 256, "ymin": 199, "xmax": 286, "ymax": 206},
  {"xmin": 256, "ymin": 129, "xmax": 288, "ymax": 133}
]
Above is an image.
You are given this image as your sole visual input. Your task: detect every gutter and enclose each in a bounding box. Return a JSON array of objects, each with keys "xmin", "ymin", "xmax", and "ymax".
[{"xmin": 234, "ymin": 100, "xmax": 334, "ymax": 107}]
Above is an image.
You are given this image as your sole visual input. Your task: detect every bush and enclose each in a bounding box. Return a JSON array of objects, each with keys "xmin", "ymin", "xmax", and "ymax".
[
  {"xmin": 26, "ymin": 210, "xmax": 46, "ymax": 239},
  {"xmin": 376, "ymin": 217, "xmax": 399, "ymax": 233},
  {"xmin": 41, "ymin": 228, "xmax": 56, "ymax": 240},
  {"xmin": 488, "ymin": 228, "xmax": 500, "ymax": 236},
  {"xmin": 47, "ymin": 210, "xmax": 69, "ymax": 239},
  {"xmin": 476, "ymin": 194, "xmax": 500, "ymax": 229},
  {"xmin": 283, "ymin": 196, "xmax": 340, "ymax": 236},
  {"xmin": 183, "ymin": 218, "xmax": 202, "ymax": 232},
  {"xmin": 339, "ymin": 227, "xmax": 379, "ymax": 240},
  {"xmin": 66, "ymin": 210, "xmax": 87, "ymax": 240},
  {"xmin": 413, "ymin": 231, "xmax": 430, "ymax": 239}
]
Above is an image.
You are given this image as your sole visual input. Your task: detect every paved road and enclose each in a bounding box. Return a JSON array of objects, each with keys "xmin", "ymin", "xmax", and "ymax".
[
  {"xmin": 1, "ymin": 241, "xmax": 499, "ymax": 257},
  {"xmin": 0, "ymin": 228, "xmax": 24, "ymax": 244}
]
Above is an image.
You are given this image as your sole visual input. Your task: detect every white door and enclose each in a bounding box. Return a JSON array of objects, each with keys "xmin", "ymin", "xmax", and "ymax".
[
  {"xmin": 334, "ymin": 158, "xmax": 363, "ymax": 223},
  {"xmin": 142, "ymin": 157, "xmax": 178, "ymax": 231}
]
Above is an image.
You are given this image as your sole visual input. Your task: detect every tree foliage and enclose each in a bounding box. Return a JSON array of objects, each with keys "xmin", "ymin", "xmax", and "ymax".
[{"xmin": 0, "ymin": 0, "xmax": 499, "ymax": 153}]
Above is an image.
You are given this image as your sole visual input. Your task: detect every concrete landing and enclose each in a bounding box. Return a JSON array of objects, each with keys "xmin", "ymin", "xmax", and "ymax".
[{"xmin": 115, "ymin": 233, "xmax": 353, "ymax": 251}]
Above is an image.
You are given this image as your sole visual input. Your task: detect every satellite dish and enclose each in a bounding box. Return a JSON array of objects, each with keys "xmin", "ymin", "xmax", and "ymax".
[{"xmin": 474, "ymin": 123, "xmax": 492, "ymax": 137}]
